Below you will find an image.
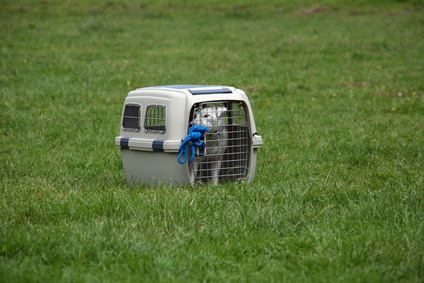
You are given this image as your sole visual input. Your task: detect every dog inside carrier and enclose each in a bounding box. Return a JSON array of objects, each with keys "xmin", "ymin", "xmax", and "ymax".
[
  {"xmin": 188, "ymin": 101, "xmax": 251, "ymax": 184},
  {"xmin": 115, "ymin": 85, "xmax": 262, "ymax": 185}
]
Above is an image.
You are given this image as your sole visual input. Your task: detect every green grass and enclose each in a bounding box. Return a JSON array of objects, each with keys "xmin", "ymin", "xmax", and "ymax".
[{"xmin": 1, "ymin": 0, "xmax": 424, "ymax": 282}]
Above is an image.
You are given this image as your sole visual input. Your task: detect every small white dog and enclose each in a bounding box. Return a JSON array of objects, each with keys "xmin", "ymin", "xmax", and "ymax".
[{"xmin": 190, "ymin": 105, "xmax": 228, "ymax": 185}]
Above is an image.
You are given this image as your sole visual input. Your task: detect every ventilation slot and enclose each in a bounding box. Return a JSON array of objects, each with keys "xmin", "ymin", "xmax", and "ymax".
[
  {"xmin": 122, "ymin": 104, "xmax": 141, "ymax": 132},
  {"xmin": 144, "ymin": 105, "xmax": 166, "ymax": 134}
]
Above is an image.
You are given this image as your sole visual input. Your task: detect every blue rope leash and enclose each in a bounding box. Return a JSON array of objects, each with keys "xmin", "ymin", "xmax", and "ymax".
[{"xmin": 178, "ymin": 125, "xmax": 209, "ymax": 164}]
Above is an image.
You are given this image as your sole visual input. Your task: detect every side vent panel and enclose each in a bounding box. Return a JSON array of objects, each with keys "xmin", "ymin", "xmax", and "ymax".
[
  {"xmin": 122, "ymin": 103, "xmax": 141, "ymax": 132},
  {"xmin": 144, "ymin": 105, "xmax": 166, "ymax": 134}
]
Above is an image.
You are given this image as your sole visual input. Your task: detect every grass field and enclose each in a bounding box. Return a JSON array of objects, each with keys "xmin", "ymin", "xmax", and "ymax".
[{"xmin": 1, "ymin": 0, "xmax": 424, "ymax": 282}]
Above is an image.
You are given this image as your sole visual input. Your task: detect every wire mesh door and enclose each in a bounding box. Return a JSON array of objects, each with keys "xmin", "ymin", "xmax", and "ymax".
[{"xmin": 189, "ymin": 101, "xmax": 250, "ymax": 184}]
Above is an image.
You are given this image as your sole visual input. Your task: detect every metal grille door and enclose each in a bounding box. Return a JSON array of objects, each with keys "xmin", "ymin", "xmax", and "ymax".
[{"xmin": 189, "ymin": 101, "xmax": 250, "ymax": 184}]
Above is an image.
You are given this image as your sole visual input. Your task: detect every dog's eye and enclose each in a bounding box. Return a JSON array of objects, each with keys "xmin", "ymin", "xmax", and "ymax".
[{"xmin": 203, "ymin": 114, "xmax": 210, "ymax": 118}]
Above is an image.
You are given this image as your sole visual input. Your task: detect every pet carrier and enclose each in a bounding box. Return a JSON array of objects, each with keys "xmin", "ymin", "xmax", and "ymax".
[{"xmin": 115, "ymin": 85, "xmax": 263, "ymax": 185}]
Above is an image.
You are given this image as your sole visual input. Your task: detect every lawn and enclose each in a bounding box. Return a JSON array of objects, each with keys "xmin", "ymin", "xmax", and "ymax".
[{"xmin": 1, "ymin": 0, "xmax": 423, "ymax": 282}]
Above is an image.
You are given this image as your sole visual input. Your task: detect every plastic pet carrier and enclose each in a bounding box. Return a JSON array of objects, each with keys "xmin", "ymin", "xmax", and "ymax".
[{"xmin": 115, "ymin": 85, "xmax": 263, "ymax": 185}]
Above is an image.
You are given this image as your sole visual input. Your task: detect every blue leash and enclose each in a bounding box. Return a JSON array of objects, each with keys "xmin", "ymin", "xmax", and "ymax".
[{"xmin": 178, "ymin": 125, "xmax": 209, "ymax": 164}]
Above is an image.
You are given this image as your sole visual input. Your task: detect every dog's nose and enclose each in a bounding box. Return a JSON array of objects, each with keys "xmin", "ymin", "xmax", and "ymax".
[{"xmin": 189, "ymin": 122, "xmax": 194, "ymax": 127}]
